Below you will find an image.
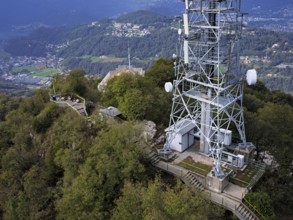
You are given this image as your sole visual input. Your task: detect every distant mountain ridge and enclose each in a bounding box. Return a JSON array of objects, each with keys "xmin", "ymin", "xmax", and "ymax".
[
  {"xmin": 0, "ymin": 0, "xmax": 162, "ymax": 30},
  {"xmin": 1, "ymin": 9, "xmax": 293, "ymax": 95},
  {"xmin": 3, "ymin": 10, "xmax": 178, "ymax": 75},
  {"xmin": 0, "ymin": 0, "xmax": 291, "ymax": 32},
  {"xmin": 243, "ymin": 0, "xmax": 293, "ymax": 11}
]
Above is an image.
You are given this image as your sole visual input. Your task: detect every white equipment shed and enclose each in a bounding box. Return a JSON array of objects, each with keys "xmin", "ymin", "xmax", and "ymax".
[{"xmin": 167, "ymin": 119, "xmax": 196, "ymax": 152}]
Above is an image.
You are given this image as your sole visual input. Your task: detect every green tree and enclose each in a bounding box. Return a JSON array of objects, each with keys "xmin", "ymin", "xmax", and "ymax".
[
  {"xmin": 22, "ymin": 165, "xmax": 54, "ymax": 219},
  {"xmin": 258, "ymin": 103, "xmax": 293, "ymax": 172},
  {"xmin": 101, "ymin": 70, "xmax": 172, "ymax": 125},
  {"xmin": 145, "ymin": 59, "xmax": 174, "ymax": 87},
  {"xmin": 111, "ymin": 182, "xmax": 144, "ymax": 220},
  {"xmin": 19, "ymin": 88, "xmax": 50, "ymax": 116},
  {"xmin": 119, "ymin": 88, "xmax": 147, "ymax": 120},
  {"xmin": 244, "ymin": 110, "xmax": 271, "ymax": 158},
  {"xmin": 112, "ymin": 177, "xmax": 225, "ymax": 220},
  {"xmin": 62, "ymin": 68, "xmax": 87, "ymax": 96},
  {"xmin": 0, "ymin": 94, "xmax": 20, "ymax": 121},
  {"xmin": 101, "ymin": 74, "xmax": 148, "ymax": 120},
  {"xmin": 32, "ymin": 102, "xmax": 63, "ymax": 133},
  {"xmin": 245, "ymin": 192, "xmax": 275, "ymax": 220},
  {"xmin": 49, "ymin": 111, "xmax": 98, "ymax": 187},
  {"xmin": 145, "ymin": 87, "xmax": 172, "ymax": 127},
  {"xmin": 56, "ymin": 122, "xmax": 148, "ymax": 219}
]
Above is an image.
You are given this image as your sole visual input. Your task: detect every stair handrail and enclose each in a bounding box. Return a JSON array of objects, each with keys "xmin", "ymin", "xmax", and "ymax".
[
  {"xmin": 243, "ymin": 197, "xmax": 268, "ymax": 220},
  {"xmin": 245, "ymin": 160, "xmax": 266, "ymax": 191},
  {"xmin": 75, "ymin": 94, "xmax": 88, "ymax": 117},
  {"xmin": 49, "ymin": 92, "xmax": 88, "ymax": 117}
]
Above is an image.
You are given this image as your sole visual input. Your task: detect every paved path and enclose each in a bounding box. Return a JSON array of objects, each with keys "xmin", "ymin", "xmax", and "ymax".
[{"xmin": 52, "ymin": 99, "xmax": 88, "ymax": 117}]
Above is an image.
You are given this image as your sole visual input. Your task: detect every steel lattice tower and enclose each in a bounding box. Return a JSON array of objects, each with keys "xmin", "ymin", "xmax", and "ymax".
[{"xmin": 160, "ymin": 0, "xmax": 246, "ymax": 178}]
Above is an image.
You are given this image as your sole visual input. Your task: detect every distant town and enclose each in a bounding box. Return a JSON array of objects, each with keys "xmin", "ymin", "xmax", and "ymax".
[
  {"xmin": 0, "ymin": 21, "xmax": 158, "ymax": 90},
  {"xmin": 109, "ymin": 22, "xmax": 152, "ymax": 38},
  {"xmin": 0, "ymin": 54, "xmax": 64, "ymax": 89},
  {"xmin": 247, "ymin": 6, "xmax": 293, "ymax": 32}
]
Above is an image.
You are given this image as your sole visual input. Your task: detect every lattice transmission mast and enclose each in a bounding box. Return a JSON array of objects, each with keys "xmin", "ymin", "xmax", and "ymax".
[{"xmin": 160, "ymin": 0, "xmax": 247, "ymax": 178}]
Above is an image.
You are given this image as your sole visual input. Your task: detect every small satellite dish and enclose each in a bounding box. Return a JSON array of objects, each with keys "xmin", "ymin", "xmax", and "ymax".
[
  {"xmin": 242, "ymin": 21, "xmax": 248, "ymax": 27},
  {"xmin": 164, "ymin": 82, "xmax": 173, "ymax": 93},
  {"xmin": 246, "ymin": 69, "xmax": 257, "ymax": 85},
  {"xmin": 178, "ymin": 28, "xmax": 182, "ymax": 35},
  {"xmin": 172, "ymin": 54, "xmax": 177, "ymax": 59}
]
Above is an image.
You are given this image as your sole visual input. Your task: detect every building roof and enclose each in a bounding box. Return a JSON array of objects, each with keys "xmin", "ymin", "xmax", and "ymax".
[{"xmin": 166, "ymin": 119, "xmax": 196, "ymax": 135}]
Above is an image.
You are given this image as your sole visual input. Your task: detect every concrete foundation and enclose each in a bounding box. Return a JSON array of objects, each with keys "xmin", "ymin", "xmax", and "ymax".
[{"xmin": 206, "ymin": 172, "xmax": 230, "ymax": 193}]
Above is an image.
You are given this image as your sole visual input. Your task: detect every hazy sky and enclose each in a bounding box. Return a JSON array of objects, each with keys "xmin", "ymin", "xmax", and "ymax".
[
  {"xmin": 0, "ymin": 0, "xmax": 290, "ymax": 30},
  {"xmin": 0, "ymin": 0, "xmax": 159, "ymax": 29}
]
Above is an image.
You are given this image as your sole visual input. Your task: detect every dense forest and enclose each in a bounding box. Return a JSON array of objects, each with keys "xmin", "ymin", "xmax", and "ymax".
[
  {"xmin": 0, "ymin": 60, "xmax": 226, "ymax": 219},
  {"xmin": 0, "ymin": 59, "xmax": 292, "ymax": 219}
]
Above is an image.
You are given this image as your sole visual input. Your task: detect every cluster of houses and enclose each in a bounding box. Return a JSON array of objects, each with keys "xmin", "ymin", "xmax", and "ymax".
[
  {"xmin": 110, "ymin": 22, "xmax": 151, "ymax": 38},
  {"xmin": 0, "ymin": 55, "xmax": 63, "ymax": 88}
]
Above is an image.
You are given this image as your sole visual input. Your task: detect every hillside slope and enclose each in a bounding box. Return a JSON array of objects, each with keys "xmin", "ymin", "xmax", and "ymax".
[{"xmin": 2, "ymin": 10, "xmax": 293, "ymax": 94}]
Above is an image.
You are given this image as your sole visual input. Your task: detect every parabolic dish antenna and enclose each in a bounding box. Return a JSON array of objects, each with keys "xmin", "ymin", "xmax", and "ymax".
[
  {"xmin": 164, "ymin": 82, "xmax": 173, "ymax": 93},
  {"xmin": 246, "ymin": 69, "xmax": 257, "ymax": 85}
]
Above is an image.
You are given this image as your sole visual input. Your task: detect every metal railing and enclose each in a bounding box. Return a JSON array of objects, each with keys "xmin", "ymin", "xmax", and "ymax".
[
  {"xmin": 75, "ymin": 94, "xmax": 88, "ymax": 117},
  {"xmin": 155, "ymin": 161, "xmax": 187, "ymax": 179},
  {"xmin": 49, "ymin": 92, "xmax": 88, "ymax": 117},
  {"xmin": 243, "ymin": 197, "xmax": 267, "ymax": 220},
  {"xmin": 246, "ymin": 160, "xmax": 266, "ymax": 191},
  {"xmin": 151, "ymin": 155, "xmax": 263, "ymax": 220}
]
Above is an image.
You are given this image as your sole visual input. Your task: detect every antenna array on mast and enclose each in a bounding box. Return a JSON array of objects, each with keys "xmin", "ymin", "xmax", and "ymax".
[{"xmin": 160, "ymin": 0, "xmax": 250, "ymax": 178}]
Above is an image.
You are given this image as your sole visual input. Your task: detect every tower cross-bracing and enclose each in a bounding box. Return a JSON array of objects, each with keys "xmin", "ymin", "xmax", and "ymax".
[{"xmin": 160, "ymin": 0, "xmax": 247, "ymax": 178}]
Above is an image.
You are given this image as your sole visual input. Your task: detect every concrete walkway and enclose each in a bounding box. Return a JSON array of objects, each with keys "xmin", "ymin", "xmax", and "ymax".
[
  {"xmin": 154, "ymin": 159, "xmax": 240, "ymax": 210},
  {"xmin": 171, "ymin": 144, "xmax": 246, "ymax": 201},
  {"xmin": 149, "ymin": 151, "xmax": 260, "ymax": 220},
  {"xmin": 157, "ymin": 158, "xmax": 244, "ymax": 200},
  {"xmin": 52, "ymin": 99, "xmax": 88, "ymax": 117},
  {"xmin": 152, "ymin": 159, "xmax": 259, "ymax": 220},
  {"xmin": 223, "ymin": 183, "xmax": 246, "ymax": 201}
]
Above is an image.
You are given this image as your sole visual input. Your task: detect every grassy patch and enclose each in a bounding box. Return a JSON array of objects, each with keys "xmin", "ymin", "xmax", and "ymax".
[
  {"xmin": 90, "ymin": 56, "xmax": 103, "ymax": 62},
  {"xmin": 34, "ymin": 68, "xmax": 60, "ymax": 77},
  {"xmin": 0, "ymin": 50, "xmax": 10, "ymax": 59},
  {"xmin": 231, "ymin": 165, "xmax": 259, "ymax": 187},
  {"xmin": 82, "ymin": 55, "xmax": 125, "ymax": 63},
  {"xmin": 13, "ymin": 65, "xmax": 37, "ymax": 73},
  {"xmin": 178, "ymin": 156, "xmax": 212, "ymax": 176}
]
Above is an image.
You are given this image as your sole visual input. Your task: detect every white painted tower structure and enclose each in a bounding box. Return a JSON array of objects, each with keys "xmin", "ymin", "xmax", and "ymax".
[{"xmin": 160, "ymin": 0, "xmax": 253, "ymax": 178}]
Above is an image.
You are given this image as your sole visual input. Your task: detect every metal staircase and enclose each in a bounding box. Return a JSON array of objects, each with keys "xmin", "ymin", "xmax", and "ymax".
[
  {"xmin": 148, "ymin": 151, "xmax": 160, "ymax": 165},
  {"xmin": 182, "ymin": 171, "xmax": 205, "ymax": 191},
  {"xmin": 236, "ymin": 203, "xmax": 260, "ymax": 220},
  {"xmin": 147, "ymin": 151, "xmax": 263, "ymax": 220}
]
